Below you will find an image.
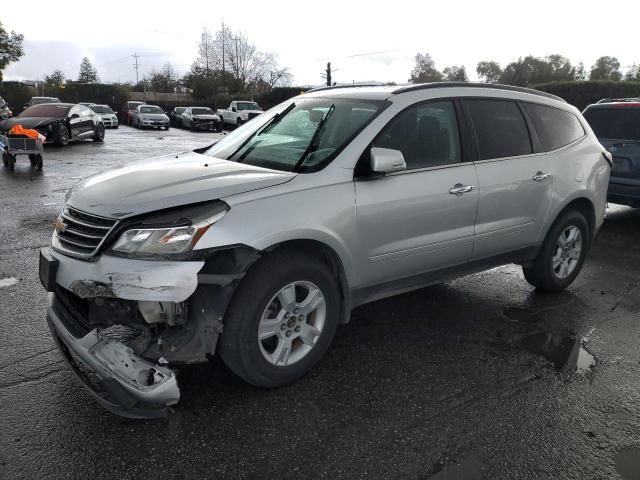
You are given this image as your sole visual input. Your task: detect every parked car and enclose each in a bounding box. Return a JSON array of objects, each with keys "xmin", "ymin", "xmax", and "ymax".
[
  {"xmin": 40, "ymin": 83, "xmax": 610, "ymax": 417},
  {"xmin": 90, "ymin": 104, "xmax": 119, "ymax": 128},
  {"xmin": 24, "ymin": 96, "xmax": 61, "ymax": 110},
  {"xmin": 0, "ymin": 96, "xmax": 12, "ymax": 120},
  {"xmin": 169, "ymin": 107, "xmax": 186, "ymax": 128},
  {"xmin": 181, "ymin": 106, "xmax": 222, "ymax": 132},
  {"xmin": 583, "ymin": 99, "xmax": 640, "ymax": 208},
  {"xmin": 1, "ymin": 103, "xmax": 105, "ymax": 146},
  {"xmin": 218, "ymin": 100, "xmax": 263, "ymax": 127},
  {"xmin": 120, "ymin": 101, "xmax": 145, "ymax": 126},
  {"xmin": 131, "ymin": 104, "xmax": 170, "ymax": 130}
]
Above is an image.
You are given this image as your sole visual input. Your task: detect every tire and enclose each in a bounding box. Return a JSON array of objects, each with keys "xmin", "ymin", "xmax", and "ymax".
[
  {"xmin": 523, "ymin": 210, "xmax": 590, "ymax": 292},
  {"xmin": 93, "ymin": 123, "xmax": 105, "ymax": 142},
  {"xmin": 53, "ymin": 124, "xmax": 70, "ymax": 146},
  {"xmin": 164, "ymin": 126, "xmax": 170, "ymax": 131},
  {"xmin": 7, "ymin": 154, "xmax": 15, "ymax": 170},
  {"xmin": 236, "ymin": 118, "xmax": 244, "ymax": 127},
  {"xmin": 29, "ymin": 154, "xmax": 37, "ymax": 167},
  {"xmin": 35, "ymin": 154, "xmax": 43, "ymax": 170},
  {"xmin": 2, "ymin": 151, "xmax": 7, "ymax": 167},
  {"xmin": 219, "ymin": 251, "xmax": 340, "ymax": 388}
]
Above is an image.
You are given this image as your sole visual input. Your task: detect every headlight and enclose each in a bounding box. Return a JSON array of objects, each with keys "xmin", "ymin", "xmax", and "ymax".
[{"xmin": 111, "ymin": 201, "xmax": 229, "ymax": 256}]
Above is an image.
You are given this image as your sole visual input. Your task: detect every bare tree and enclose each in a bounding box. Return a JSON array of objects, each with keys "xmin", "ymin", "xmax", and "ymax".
[{"xmin": 195, "ymin": 27, "xmax": 215, "ymax": 78}]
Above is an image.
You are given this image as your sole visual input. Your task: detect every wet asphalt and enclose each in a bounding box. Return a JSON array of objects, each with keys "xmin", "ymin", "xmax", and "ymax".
[{"xmin": 1, "ymin": 126, "xmax": 640, "ymax": 479}]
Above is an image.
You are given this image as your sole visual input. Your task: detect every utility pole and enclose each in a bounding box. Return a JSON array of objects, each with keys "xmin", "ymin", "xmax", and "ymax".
[
  {"xmin": 133, "ymin": 53, "xmax": 140, "ymax": 85},
  {"xmin": 325, "ymin": 62, "xmax": 332, "ymax": 86},
  {"xmin": 221, "ymin": 20, "xmax": 226, "ymax": 73}
]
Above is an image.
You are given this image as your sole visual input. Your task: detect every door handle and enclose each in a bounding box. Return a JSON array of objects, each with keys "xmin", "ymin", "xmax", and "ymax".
[
  {"xmin": 449, "ymin": 184, "xmax": 474, "ymax": 195},
  {"xmin": 532, "ymin": 171, "xmax": 551, "ymax": 182}
]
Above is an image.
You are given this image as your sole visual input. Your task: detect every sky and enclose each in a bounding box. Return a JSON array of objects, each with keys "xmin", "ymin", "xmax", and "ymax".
[{"xmin": 3, "ymin": 0, "xmax": 639, "ymax": 86}]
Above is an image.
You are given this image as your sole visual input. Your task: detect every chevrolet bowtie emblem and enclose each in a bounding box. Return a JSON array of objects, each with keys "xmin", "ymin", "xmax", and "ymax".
[{"xmin": 54, "ymin": 218, "xmax": 67, "ymax": 233}]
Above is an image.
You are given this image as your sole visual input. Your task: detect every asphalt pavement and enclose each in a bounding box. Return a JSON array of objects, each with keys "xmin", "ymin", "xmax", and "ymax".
[{"xmin": 1, "ymin": 126, "xmax": 639, "ymax": 479}]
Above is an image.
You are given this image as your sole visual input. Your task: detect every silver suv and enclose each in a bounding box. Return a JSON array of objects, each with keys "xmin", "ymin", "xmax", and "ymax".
[{"xmin": 40, "ymin": 83, "xmax": 611, "ymax": 417}]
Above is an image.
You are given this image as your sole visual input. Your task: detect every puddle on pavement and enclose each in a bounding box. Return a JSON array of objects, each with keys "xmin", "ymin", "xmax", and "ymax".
[
  {"xmin": 616, "ymin": 448, "xmax": 640, "ymax": 480},
  {"xmin": 0, "ymin": 277, "xmax": 18, "ymax": 288},
  {"xmin": 524, "ymin": 332, "xmax": 595, "ymax": 374}
]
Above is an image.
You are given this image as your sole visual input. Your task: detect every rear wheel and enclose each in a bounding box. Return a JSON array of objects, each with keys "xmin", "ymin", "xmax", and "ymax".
[
  {"xmin": 219, "ymin": 252, "xmax": 340, "ymax": 387},
  {"xmin": 523, "ymin": 210, "xmax": 590, "ymax": 292},
  {"xmin": 34, "ymin": 154, "xmax": 43, "ymax": 170}
]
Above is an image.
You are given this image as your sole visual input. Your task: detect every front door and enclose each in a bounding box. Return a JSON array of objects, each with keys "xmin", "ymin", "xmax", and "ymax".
[{"xmin": 354, "ymin": 100, "xmax": 479, "ymax": 288}]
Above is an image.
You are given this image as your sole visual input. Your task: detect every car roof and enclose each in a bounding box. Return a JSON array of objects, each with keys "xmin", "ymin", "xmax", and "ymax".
[
  {"xmin": 584, "ymin": 101, "xmax": 640, "ymax": 110},
  {"xmin": 303, "ymin": 82, "xmax": 565, "ymax": 103},
  {"xmin": 27, "ymin": 102, "xmax": 73, "ymax": 107}
]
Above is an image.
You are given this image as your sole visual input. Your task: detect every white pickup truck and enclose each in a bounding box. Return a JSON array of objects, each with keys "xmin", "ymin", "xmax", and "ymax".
[{"xmin": 217, "ymin": 101, "xmax": 263, "ymax": 126}]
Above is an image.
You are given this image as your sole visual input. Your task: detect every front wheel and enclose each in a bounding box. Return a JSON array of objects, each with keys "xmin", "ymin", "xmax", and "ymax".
[
  {"xmin": 523, "ymin": 210, "xmax": 590, "ymax": 292},
  {"xmin": 219, "ymin": 252, "xmax": 340, "ymax": 387},
  {"xmin": 93, "ymin": 123, "xmax": 105, "ymax": 142},
  {"xmin": 53, "ymin": 124, "xmax": 70, "ymax": 146}
]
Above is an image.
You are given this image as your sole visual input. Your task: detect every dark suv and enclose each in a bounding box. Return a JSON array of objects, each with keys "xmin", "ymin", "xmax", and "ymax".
[{"xmin": 583, "ymin": 99, "xmax": 640, "ymax": 207}]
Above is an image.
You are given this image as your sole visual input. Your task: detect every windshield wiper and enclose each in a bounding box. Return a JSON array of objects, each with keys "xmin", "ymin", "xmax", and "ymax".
[{"xmin": 292, "ymin": 104, "xmax": 335, "ymax": 172}]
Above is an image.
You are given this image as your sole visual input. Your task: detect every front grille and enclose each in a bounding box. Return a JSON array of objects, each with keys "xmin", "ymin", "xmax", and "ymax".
[
  {"xmin": 53, "ymin": 206, "xmax": 118, "ymax": 259},
  {"xmin": 53, "ymin": 287, "xmax": 93, "ymax": 338},
  {"xmin": 248, "ymin": 112, "xmax": 261, "ymax": 119}
]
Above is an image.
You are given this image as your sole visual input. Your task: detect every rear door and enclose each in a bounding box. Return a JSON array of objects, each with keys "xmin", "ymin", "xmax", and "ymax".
[
  {"xmin": 67, "ymin": 106, "xmax": 84, "ymax": 137},
  {"xmin": 354, "ymin": 100, "xmax": 479, "ymax": 287},
  {"xmin": 464, "ymin": 98, "xmax": 554, "ymax": 259}
]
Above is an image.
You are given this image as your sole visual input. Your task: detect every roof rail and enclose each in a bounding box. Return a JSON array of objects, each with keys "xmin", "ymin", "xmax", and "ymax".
[
  {"xmin": 596, "ymin": 97, "xmax": 640, "ymax": 104},
  {"xmin": 392, "ymin": 82, "xmax": 566, "ymax": 103},
  {"xmin": 306, "ymin": 83, "xmax": 386, "ymax": 93}
]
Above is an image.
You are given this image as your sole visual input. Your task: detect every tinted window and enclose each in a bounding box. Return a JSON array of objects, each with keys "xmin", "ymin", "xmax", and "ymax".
[
  {"xmin": 20, "ymin": 104, "xmax": 70, "ymax": 117},
  {"xmin": 584, "ymin": 108, "xmax": 640, "ymax": 141},
  {"xmin": 90, "ymin": 105, "xmax": 113, "ymax": 114},
  {"xmin": 373, "ymin": 101, "xmax": 461, "ymax": 170},
  {"xmin": 236, "ymin": 102, "xmax": 260, "ymax": 111},
  {"xmin": 466, "ymin": 100, "xmax": 532, "ymax": 160},
  {"xmin": 523, "ymin": 103, "xmax": 585, "ymax": 151}
]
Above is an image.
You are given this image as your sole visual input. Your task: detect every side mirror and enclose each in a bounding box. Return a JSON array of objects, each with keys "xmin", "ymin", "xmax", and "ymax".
[
  {"xmin": 370, "ymin": 147, "xmax": 406, "ymax": 174},
  {"xmin": 70, "ymin": 113, "xmax": 80, "ymax": 119},
  {"xmin": 231, "ymin": 106, "xmax": 237, "ymax": 112}
]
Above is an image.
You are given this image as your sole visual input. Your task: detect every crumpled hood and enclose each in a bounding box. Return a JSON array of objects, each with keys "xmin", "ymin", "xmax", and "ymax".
[
  {"xmin": 0, "ymin": 116, "xmax": 59, "ymax": 131},
  {"xmin": 67, "ymin": 151, "xmax": 296, "ymax": 218},
  {"xmin": 193, "ymin": 114, "xmax": 220, "ymax": 121}
]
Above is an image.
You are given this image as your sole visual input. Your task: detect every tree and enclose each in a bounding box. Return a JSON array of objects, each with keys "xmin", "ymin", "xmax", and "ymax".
[
  {"xmin": 590, "ymin": 56, "xmax": 622, "ymax": 81},
  {"xmin": 476, "ymin": 61, "xmax": 502, "ymax": 83},
  {"xmin": 575, "ymin": 62, "xmax": 587, "ymax": 81},
  {"xmin": 624, "ymin": 64, "xmax": 639, "ymax": 81},
  {"xmin": 194, "ymin": 27, "xmax": 215, "ymax": 78},
  {"xmin": 443, "ymin": 65, "xmax": 468, "ymax": 82},
  {"xmin": 409, "ymin": 53, "xmax": 443, "ymax": 83},
  {"xmin": 498, "ymin": 55, "xmax": 576, "ymax": 86},
  {"xmin": 78, "ymin": 57, "xmax": 99, "ymax": 83},
  {"xmin": 44, "ymin": 70, "xmax": 66, "ymax": 87},
  {"xmin": 546, "ymin": 54, "xmax": 576, "ymax": 81},
  {"xmin": 0, "ymin": 21, "xmax": 24, "ymax": 82},
  {"xmin": 148, "ymin": 63, "xmax": 177, "ymax": 92}
]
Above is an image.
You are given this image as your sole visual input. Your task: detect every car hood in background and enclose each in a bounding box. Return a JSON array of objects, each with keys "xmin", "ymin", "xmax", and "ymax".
[
  {"xmin": 66, "ymin": 152, "xmax": 296, "ymax": 218},
  {"xmin": 0, "ymin": 116, "xmax": 61, "ymax": 131},
  {"xmin": 139, "ymin": 113, "xmax": 168, "ymax": 120}
]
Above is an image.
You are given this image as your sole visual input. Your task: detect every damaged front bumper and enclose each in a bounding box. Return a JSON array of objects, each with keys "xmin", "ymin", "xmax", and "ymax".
[
  {"xmin": 40, "ymin": 245, "xmax": 259, "ymax": 417},
  {"xmin": 48, "ymin": 296, "xmax": 180, "ymax": 418}
]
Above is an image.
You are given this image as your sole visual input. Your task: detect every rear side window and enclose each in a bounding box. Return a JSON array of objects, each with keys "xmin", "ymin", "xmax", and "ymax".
[
  {"xmin": 465, "ymin": 99, "xmax": 532, "ymax": 160},
  {"xmin": 523, "ymin": 103, "xmax": 585, "ymax": 151},
  {"xmin": 583, "ymin": 108, "xmax": 640, "ymax": 141}
]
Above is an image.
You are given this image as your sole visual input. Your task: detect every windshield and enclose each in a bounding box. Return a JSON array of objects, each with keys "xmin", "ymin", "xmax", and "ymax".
[
  {"xmin": 21, "ymin": 104, "xmax": 70, "ymax": 118},
  {"xmin": 90, "ymin": 105, "xmax": 113, "ymax": 114},
  {"xmin": 236, "ymin": 102, "xmax": 260, "ymax": 111},
  {"xmin": 192, "ymin": 108, "xmax": 214, "ymax": 115},
  {"xmin": 206, "ymin": 98, "xmax": 384, "ymax": 173},
  {"xmin": 140, "ymin": 106, "xmax": 164, "ymax": 114},
  {"xmin": 128, "ymin": 102, "xmax": 144, "ymax": 110},
  {"xmin": 584, "ymin": 108, "xmax": 640, "ymax": 141}
]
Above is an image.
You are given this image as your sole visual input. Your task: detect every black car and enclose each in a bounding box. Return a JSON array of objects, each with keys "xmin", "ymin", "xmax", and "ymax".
[
  {"xmin": 583, "ymin": 99, "xmax": 640, "ymax": 208},
  {"xmin": 169, "ymin": 107, "xmax": 186, "ymax": 128},
  {"xmin": 0, "ymin": 103, "xmax": 105, "ymax": 146},
  {"xmin": 181, "ymin": 107, "xmax": 222, "ymax": 132}
]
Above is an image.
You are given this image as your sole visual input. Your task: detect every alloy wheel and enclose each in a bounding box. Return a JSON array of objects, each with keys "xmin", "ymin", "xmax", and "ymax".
[
  {"xmin": 258, "ymin": 281, "xmax": 327, "ymax": 367},
  {"xmin": 552, "ymin": 225, "xmax": 582, "ymax": 279}
]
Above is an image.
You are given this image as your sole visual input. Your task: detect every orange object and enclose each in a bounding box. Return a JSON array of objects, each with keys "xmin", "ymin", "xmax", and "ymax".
[{"xmin": 9, "ymin": 124, "xmax": 40, "ymax": 139}]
